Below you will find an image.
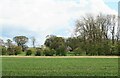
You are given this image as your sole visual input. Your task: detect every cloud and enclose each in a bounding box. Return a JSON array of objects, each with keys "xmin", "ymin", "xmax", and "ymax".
[
  {"xmin": 0, "ymin": 0, "xmax": 117, "ymax": 46},
  {"xmin": 103, "ymin": 0, "xmax": 119, "ymax": 3}
]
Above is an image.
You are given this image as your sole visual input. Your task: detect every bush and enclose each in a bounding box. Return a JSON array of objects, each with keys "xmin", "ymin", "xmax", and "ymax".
[
  {"xmin": 1, "ymin": 46, "xmax": 7, "ymax": 55},
  {"xmin": 35, "ymin": 49, "xmax": 42, "ymax": 56},
  {"xmin": 29, "ymin": 48, "xmax": 36, "ymax": 54},
  {"xmin": 26, "ymin": 50, "xmax": 32, "ymax": 56},
  {"xmin": 22, "ymin": 45, "xmax": 28, "ymax": 52},
  {"xmin": 73, "ymin": 47, "xmax": 85, "ymax": 56},
  {"xmin": 67, "ymin": 52, "xmax": 75, "ymax": 56},
  {"xmin": 110, "ymin": 45, "xmax": 118, "ymax": 55},
  {"xmin": 97, "ymin": 46, "xmax": 105, "ymax": 55},
  {"xmin": 51, "ymin": 49, "xmax": 56, "ymax": 55},
  {"xmin": 6, "ymin": 46, "xmax": 22, "ymax": 55},
  {"xmin": 43, "ymin": 47, "xmax": 55, "ymax": 56},
  {"xmin": 90, "ymin": 45, "xmax": 99, "ymax": 56},
  {"xmin": 56, "ymin": 45, "xmax": 66, "ymax": 56},
  {"xmin": 103, "ymin": 44, "xmax": 111, "ymax": 55},
  {"xmin": 7, "ymin": 48, "xmax": 15, "ymax": 55},
  {"xmin": 61, "ymin": 51, "xmax": 67, "ymax": 56},
  {"xmin": 117, "ymin": 44, "xmax": 120, "ymax": 55},
  {"xmin": 14, "ymin": 46, "xmax": 22, "ymax": 55}
]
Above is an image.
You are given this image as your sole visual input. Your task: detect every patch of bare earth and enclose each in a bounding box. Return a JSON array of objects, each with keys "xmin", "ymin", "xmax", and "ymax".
[{"xmin": 0, "ymin": 56, "xmax": 119, "ymax": 58}]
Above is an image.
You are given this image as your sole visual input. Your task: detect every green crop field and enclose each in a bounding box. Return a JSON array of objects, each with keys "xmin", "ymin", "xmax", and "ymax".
[{"xmin": 2, "ymin": 57, "xmax": 118, "ymax": 76}]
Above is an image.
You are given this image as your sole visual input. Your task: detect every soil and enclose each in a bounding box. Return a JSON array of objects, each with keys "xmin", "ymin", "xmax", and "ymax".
[{"xmin": 0, "ymin": 56, "xmax": 119, "ymax": 58}]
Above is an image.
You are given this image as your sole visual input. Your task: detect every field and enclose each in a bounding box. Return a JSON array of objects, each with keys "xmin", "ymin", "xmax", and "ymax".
[{"xmin": 2, "ymin": 57, "xmax": 118, "ymax": 76}]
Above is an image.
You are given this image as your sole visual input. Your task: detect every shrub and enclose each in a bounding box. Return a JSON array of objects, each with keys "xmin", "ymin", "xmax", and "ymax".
[
  {"xmin": 26, "ymin": 50, "xmax": 32, "ymax": 56},
  {"xmin": 14, "ymin": 46, "xmax": 22, "ymax": 55},
  {"xmin": 43, "ymin": 47, "xmax": 55, "ymax": 56},
  {"xmin": 89, "ymin": 45, "xmax": 99, "ymax": 56},
  {"xmin": 22, "ymin": 45, "xmax": 28, "ymax": 52},
  {"xmin": 1, "ymin": 46, "xmax": 7, "ymax": 55},
  {"xmin": 73, "ymin": 47, "xmax": 85, "ymax": 56},
  {"xmin": 117, "ymin": 44, "xmax": 120, "ymax": 55},
  {"xmin": 103, "ymin": 44, "xmax": 111, "ymax": 55},
  {"xmin": 97, "ymin": 46, "xmax": 105, "ymax": 55},
  {"xmin": 7, "ymin": 47, "xmax": 15, "ymax": 55},
  {"xmin": 29, "ymin": 48, "xmax": 36, "ymax": 54},
  {"xmin": 110, "ymin": 45, "xmax": 118, "ymax": 55},
  {"xmin": 35, "ymin": 49, "xmax": 42, "ymax": 56},
  {"xmin": 51, "ymin": 49, "xmax": 56, "ymax": 55},
  {"xmin": 56, "ymin": 45, "xmax": 66, "ymax": 56}
]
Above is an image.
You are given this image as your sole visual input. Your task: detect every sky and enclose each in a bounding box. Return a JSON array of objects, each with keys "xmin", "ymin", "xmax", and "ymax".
[{"xmin": 0, "ymin": 0, "xmax": 119, "ymax": 47}]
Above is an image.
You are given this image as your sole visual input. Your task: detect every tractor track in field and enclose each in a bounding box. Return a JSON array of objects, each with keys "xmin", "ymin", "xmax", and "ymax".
[{"xmin": 0, "ymin": 56, "xmax": 119, "ymax": 58}]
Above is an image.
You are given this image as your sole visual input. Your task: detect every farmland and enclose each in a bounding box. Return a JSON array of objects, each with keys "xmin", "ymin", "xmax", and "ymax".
[{"xmin": 2, "ymin": 57, "xmax": 118, "ymax": 76}]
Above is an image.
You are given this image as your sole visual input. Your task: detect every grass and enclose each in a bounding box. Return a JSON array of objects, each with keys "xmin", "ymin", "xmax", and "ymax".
[
  {"xmin": 17, "ymin": 52, "xmax": 26, "ymax": 56},
  {"xmin": 2, "ymin": 57, "xmax": 118, "ymax": 76}
]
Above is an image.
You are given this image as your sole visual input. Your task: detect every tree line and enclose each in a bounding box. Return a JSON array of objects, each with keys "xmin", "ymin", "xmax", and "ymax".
[{"xmin": 0, "ymin": 14, "xmax": 120, "ymax": 56}]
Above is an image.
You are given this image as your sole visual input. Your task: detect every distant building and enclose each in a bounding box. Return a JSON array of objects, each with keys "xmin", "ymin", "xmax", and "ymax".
[{"xmin": 66, "ymin": 46, "xmax": 72, "ymax": 52}]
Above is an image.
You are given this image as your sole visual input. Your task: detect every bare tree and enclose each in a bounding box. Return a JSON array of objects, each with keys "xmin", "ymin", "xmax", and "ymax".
[
  {"xmin": 108, "ymin": 15, "xmax": 116, "ymax": 45},
  {"xmin": 116, "ymin": 16, "xmax": 120, "ymax": 42},
  {"xmin": 74, "ymin": 14, "xmax": 117, "ymax": 55},
  {"xmin": 31, "ymin": 37, "xmax": 36, "ymax": 48}
]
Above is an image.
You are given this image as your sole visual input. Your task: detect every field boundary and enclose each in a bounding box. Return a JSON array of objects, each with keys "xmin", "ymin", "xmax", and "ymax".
[{"xmin": 0, "ymin": 56, "xmax": 119, "ymax": 58}]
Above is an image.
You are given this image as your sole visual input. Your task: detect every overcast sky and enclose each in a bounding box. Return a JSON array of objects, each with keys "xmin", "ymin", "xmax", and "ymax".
[{"xmin": 0, "ymin": 0, "xmax": 119, "ymax": 46}]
